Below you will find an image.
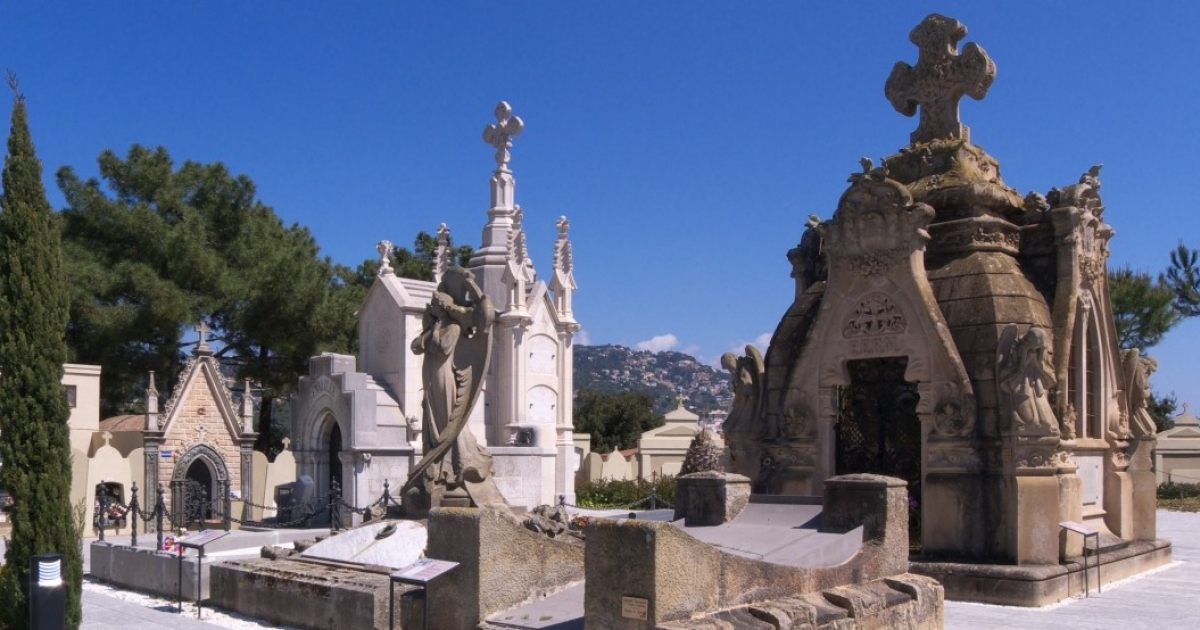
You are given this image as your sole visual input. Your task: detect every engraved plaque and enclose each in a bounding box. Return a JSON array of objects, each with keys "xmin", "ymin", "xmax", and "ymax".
[{"xmin": 621, "ymin": 596, "xmax": 648, "ymax": 620}]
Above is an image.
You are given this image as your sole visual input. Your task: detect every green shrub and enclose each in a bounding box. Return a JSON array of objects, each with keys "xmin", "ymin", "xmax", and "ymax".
[
  {"xmin": 574, "ymin": 475, "xmax": 676, "ymax": 509},
  {"xmin": 1157, "ymin": 481, "xmax": 1200, "ymax": 500}
]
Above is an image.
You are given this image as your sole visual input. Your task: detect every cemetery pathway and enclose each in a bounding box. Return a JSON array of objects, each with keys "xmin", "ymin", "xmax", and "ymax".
[
  {"xmin": 945, "ymin": 509, "xmax": 1200, "ymax": 630},
  {"xmin": 82, "ymin": 588, "xmax": 224, "ymax": 630}
]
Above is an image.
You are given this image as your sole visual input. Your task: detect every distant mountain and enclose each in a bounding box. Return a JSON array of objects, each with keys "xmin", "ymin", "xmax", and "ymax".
[{"xmin": 574, "ymin": 344, "xmax": 733, "ymax": 416}]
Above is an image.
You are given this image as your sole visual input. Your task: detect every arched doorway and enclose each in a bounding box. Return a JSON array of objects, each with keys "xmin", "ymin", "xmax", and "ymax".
[
  {"xmin": 836, "ymin": 357, "xmax": 922, "ymax": 549},
  {"xmin": 171, "ymin": 444, "xmax": 230, "ymax": 526},
  {"xmin": 186, "ymin": 458, "xmax": 214, "ymax": 519},
  {"xmin": 328, "ymin": 422, "xmax": 344, "ymax": 493}
]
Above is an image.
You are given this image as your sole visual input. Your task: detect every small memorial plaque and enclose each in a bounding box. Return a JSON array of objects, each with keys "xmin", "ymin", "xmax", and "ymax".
[
  {"xmin": 160, "ymin": 450, "xmax": 172, "ymax": 459},
  {"xmin": 621, "ymin": 596, "xmax": 649, "ymax": 620},
  {"xmin": 178, "ymin": 530, "xmax": 229, "ymax": 549},
  {"xmin": 391, "ymin": 559, "xmax": 459, "ymax": 585}
]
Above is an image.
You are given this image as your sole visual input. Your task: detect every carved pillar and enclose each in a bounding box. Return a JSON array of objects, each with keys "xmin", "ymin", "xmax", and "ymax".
[
  {"xmin": 240, "ymin": 442, "xmax": 254, "ymax": 522},
  {"xmin": 143, "ymin": 440, "xmax": 160, "ymax": 531}
]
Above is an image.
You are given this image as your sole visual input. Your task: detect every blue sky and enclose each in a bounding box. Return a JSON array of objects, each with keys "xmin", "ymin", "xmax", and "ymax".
[{"xmin": 6, "ymin": 3, "xmax": 1198, "ymax": 412}]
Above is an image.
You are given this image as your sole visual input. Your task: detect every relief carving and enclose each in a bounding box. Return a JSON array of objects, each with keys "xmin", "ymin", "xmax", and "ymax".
[
  {"xmin": 921, "ymin": 381, "xmax": 976, "ymax": 439},
  {"xmin": 842, "ymin": 293, "xmax": 907, "ymax": 338}
]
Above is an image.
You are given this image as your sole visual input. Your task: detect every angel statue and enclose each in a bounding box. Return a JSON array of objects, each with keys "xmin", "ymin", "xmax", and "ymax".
[
  {"xmin": 722, "ymin": 345, "xmax": 767, "ymax": 442},
  {"xmin": 1123, "ymin": 348, "xmax": 1159, "ymax": 440},
  {"xmin": 402, "ymin": 267, "xmax": 505, "ymax": 515},
  {"xmin": 997, "ymin": 325, "xmax": 1059, "ymax": 437}
]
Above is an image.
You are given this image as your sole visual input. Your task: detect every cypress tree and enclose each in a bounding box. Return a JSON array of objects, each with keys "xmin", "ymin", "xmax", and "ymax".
[{"xmin": 0, "ymin": 74, "xmax": 82, "ymax": 630}]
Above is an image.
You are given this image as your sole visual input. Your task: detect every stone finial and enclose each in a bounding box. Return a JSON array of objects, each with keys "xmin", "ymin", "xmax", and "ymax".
[
  {"xmin": 483, "ymin": 101, "xmax": 523, "ymax": 170},
  {"xmin": 885, "ymin": 14, "xmax": 996, "ymax": 144},
  {"xmin": 433, "ymin": 224, "xmax": 452, "ymax": 284},
  {"xmin": 194, "ymin": 322, "xmax": 212, "ymax": 355},
  {"xmin": 553, "ymin": 216, "xmax": 573, "ymax": 274},
  {"xmin": 376, "ymin": 240, "xmax": 394, "ymax": 276}
]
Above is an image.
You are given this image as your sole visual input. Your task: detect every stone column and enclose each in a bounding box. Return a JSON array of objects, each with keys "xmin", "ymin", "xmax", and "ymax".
[
  {"xmin": 143, "ymin": 441, "xmax": 160, "ymax": 531},
  {"xmin": 1129, "ymin": 438, "xmax": 1157, "ymax": 540},
  {"xmin": 240, "ymin": 442, "xmax": 254, "ymax": 522},
  {"xmin": 1005, "ymin": 436, "xmax": 1063, "ymax": 564}
]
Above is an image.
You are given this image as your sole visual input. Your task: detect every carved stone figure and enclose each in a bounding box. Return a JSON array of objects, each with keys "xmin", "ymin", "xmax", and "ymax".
[
  {"xmin": 402, "ymin": 267, "xmax": 505, "ymax": 513},
  {"xmin": 787, "ymin": 214, "xmax": 825, "ymax": 294},
  {"xmin": 1123, "ymin": 348, "xmax": 1159, "ymax": 439},
  {"xmin": 721, "ymin": 345, "xmax": 765, "ymax": 440},
  {"xmin": 997, "ymin": 325, "xmax": 1059, "ymax": 436}
]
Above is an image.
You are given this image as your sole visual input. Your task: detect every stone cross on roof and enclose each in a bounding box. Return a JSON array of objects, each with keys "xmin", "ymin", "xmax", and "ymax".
[
  {"xmin": 482, "ymin": 101, "xmax": 523, "ymax": 170},
  {"xmin": 885, "ymin": 14, "xmax": 996, "ymax": 144},
  {"xmin": 195, "ymin": 321, "xmax": 211, "ymax": 354}
]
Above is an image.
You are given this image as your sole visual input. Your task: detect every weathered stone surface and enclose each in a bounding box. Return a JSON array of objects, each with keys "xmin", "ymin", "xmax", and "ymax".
[
  {"xmin": 412, "ymin": 506, "xmax": 584, "ymax": 630},
  {"xmin": 675, "ymin": 472, "xmax": 751, "ymax": 526},
  {"xmin": 209, "ymin": 557, "xmax": 407, "ymax": 630},
  {"xmin": 584, "ymin": 474, "xmax": 911, "ymax": 627}
]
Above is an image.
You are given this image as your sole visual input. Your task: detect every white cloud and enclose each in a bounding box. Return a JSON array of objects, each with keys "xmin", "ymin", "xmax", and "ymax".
[
  {"xmin": 725, "ymin": 332, "xmax": 774, "ymax": 358},
  {"xmin": 636, "ymin": 333, "xmax": 679, "ymax": 353},
  {"xmin": 574, "ymin": 329, "xmax": 592, "ymax": 345}
]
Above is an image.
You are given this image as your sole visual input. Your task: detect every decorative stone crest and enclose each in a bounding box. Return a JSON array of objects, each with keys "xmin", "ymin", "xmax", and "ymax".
[
  {"xmin": 885, "ymin": 13, "xmax": 996, "ymax": 144},
  {"xmin": 819, "ymin": 160, "xmax": 934, "ymax": 279},
  {"xmin": 482, "ymin": 101, "xmax": 523, "ymax": 170},
  {"xmin": 842, "ymin": 292, "xmax": 907, "ymax": 338}
]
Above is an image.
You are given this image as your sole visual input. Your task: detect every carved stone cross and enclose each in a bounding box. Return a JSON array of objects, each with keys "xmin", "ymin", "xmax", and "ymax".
[
  {"xmin": 195, "ymin": 321, "xmax": 211, "ymax": 352},
  {"xmin": 885, "ymin": 14, "xmax": 995, "ymax": 144},
  {"xmin": 482, "ymin": 101, "xmax": 523, "ymax": 169}
]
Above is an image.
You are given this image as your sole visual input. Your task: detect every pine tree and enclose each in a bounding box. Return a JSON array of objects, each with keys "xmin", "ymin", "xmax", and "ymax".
[
  {"xmin": 680, "ymin": 429, "xmax": 721, "ymax": 475},
  {"xmin": 0, "ymin": 74, "xmax": 82, "ymax": 630}
]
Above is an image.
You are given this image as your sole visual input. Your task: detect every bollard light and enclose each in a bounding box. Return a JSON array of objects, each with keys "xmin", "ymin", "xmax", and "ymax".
[{"xmin": 29, "ymin": 553, "xmax": 65, "ymax": 630}]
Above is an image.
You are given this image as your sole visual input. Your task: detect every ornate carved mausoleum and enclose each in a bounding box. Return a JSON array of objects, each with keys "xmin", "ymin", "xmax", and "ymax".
[
  {"xmin": 290, "ymin": 102, "xmax": 581, "ymax": 512},
  {"xmin": 726, "ymin": 14, "xmax": 1168, "ymax": 603}
]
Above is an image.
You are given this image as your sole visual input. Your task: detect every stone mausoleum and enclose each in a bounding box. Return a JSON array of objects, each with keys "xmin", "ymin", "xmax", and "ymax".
[
  {"xmin": 726, "ymin": 13, "xmax": 1168, "ymax": 604},
  {"xmin": 290, "ymin": 102, "xmax": 582, "ymax": 512}
]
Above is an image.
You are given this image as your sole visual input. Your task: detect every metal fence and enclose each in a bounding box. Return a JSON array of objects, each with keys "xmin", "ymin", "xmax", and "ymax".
[{"xmin": 93, "ymin": 478, "xmax": 403, "ymax": 550}]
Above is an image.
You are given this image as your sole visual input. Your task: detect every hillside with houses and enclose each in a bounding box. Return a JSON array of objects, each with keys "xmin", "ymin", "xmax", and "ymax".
[{"xmin": 574, "ymin": 344, "xmax": 733, "ymax": 422}]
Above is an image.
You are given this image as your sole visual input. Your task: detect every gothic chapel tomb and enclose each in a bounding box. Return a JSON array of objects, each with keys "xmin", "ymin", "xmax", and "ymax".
[
  {"xmin": 290, "ymin": 101, "xmax": 582, "ymax": 518},
  {"xmin": 725, "ymin": 13, "xmax": 1170, "ymax": 606}
]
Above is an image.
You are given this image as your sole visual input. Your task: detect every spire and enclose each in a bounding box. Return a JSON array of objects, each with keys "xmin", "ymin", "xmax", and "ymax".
[
  {"xmin": 550, "ymin": 215, "xmax": 578, "ymax": 326},
  {"xmin": 145, "ymin": 371, "xmax": 159, "ymax": 431},
  {"xmin": 241, "ymin": 378, "xmax": 255, "ymax": 434},
  {"xmin": 470, "ymin": 101, "xmax": 526, "ymax": 311}
]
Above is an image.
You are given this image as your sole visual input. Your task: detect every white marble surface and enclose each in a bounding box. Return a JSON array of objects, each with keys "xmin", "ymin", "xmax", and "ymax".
[{"xmin": 300, "ymin": 520, "xmax": 425, "ymax": 569}]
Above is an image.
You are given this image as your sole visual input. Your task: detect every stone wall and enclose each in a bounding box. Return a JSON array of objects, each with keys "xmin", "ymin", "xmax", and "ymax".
[
  {"xmin": 584, "ymin": 474, "xmax": 910, "ymax": 628},
  {"xmin": 410, "ymin": 506, "xmax": 585, "ymax": 629}
]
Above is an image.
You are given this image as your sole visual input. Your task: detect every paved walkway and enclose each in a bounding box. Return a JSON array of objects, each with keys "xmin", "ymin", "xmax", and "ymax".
[
  {"xmin": 82, "ymin": 589, "xmax": 223, "ymax": 630},
  {"xmin": 945, "ymin": 509, "xmax": 1200, "ymax": 629},
  {"xmin": 67, "ymin": 510, "xmax": 1200, "ymax": 629}
]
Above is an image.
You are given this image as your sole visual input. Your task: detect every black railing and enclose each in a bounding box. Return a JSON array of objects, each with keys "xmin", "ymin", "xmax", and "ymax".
[{"xmin": 99, "ymin": 477, "xmax": 410, "ymax": 549}]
